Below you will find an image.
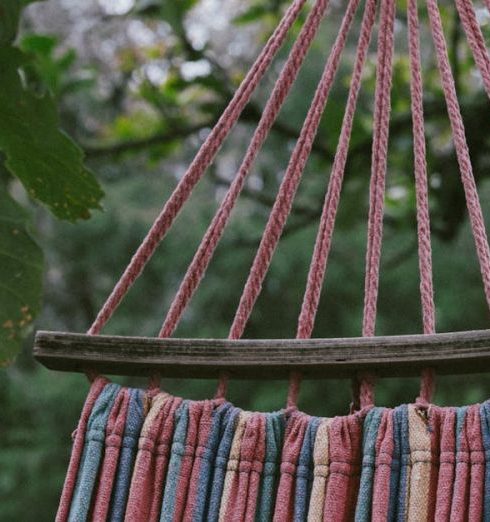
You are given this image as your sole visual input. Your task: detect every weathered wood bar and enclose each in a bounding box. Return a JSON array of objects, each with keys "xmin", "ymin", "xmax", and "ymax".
[{"xmin": 33, "ymin": 329, "xmax": 490, "ymax": 379}]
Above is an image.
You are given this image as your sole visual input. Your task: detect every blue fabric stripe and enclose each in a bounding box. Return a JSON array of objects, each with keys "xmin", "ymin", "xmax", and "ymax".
[
  {"xmin": 69, "ymin": 382, "xmax": 120, "ymax": 522},
  {"xmin": 355, "ymin": 407, "xmax": 384, "ymax": 522},
  {"xmin": 160, "ymin": 400, "xmax": 190, "ymax": 522},
  {"xmin": 191, "ymin": 402, "xmax": 233, "ymax": 522},
  {"xmin": 206, "ymin": 407, "xmax": 240, "ymax": 522},
  {"xmin": 256, "ymin": 412, "xmax": 285, "ymax": 522},
  {"xmin": 294, "ymin": 416, "xmax": 320, "ymax": 522},
  {"xmin": 109, "ymin": 388, "xmax": 144, "ymax": 522}
]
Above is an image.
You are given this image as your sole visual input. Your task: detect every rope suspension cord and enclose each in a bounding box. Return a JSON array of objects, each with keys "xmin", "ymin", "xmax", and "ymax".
[
  {"xmin": 454, "ymin": 0, "xmax": 490, "ymax": 99},
  {"xmin": 426, "ymin": 0, "xmax": 490, "ymax": 310},
  {"xmin": 223, "ymin": 0, "xmax": 363, "ymax": 401},
  {"xmin": 158, "ymin": 0, "xmax": 331, "ymax": 341},
  {"xmin": 290, "ymin": 0, "xmax": 378, "ymax": 409},
  {"xmin": 407, "ymin": 0, "xmax": 436, "ymax": 405},
  {"xmin": 86, "ymin": 0, "xmax": 308, "ymax": 341},
  {"xmin": 357, "ymin": 0, "xmax": 396, "ymax": 410}
]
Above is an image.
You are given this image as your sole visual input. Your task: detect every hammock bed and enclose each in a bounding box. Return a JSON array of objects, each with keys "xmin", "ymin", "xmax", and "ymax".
[{"xmin": 33, "ymin": 0, "xmax": 490, "ymax": 518}]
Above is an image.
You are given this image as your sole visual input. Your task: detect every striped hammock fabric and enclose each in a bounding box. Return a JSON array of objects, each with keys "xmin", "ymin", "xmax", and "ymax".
[{"xmin": 56, "ymin": 377, "xmax": 490, "ymax": 521}]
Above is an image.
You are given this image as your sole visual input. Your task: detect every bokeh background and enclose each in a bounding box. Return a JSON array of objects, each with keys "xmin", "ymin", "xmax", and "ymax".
[{"xmin": 2, "ymin": 0, "xmax": 490, "ymax": 518}]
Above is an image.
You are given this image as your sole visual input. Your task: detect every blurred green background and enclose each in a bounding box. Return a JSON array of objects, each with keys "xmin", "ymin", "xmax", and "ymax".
[{"xmin": 1, "ymin": 0, "xmax": 490, "ymax": 518}]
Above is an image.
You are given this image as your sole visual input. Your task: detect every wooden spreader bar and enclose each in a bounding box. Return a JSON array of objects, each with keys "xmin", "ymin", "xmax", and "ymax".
[{"xmin": 34, "ymin": 329, "xmax": 490, "ymax": 379}]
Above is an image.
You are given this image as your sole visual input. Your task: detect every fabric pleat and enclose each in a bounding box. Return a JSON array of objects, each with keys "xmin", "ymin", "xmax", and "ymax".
[
  {"xmin": 273, "ymin": 412, "xmax": 310, "ymax": 521},
  {"xmin": 294, "ymin": 416, "xmax": 320, "ymax": 522},
  {"xmin": 109, "ymin": 387, "xmax": 145, "ymax": 522},
  {"xmin": 256, "ymin": 411, "xmax": 286, "ymax": 521},
  {"xmin": 92, "ymin": 387, "xmax": 131, "ymax": 520},
  {"xmin": 355, "ymin": 407, "xmax": 384, "ymax": 521},
  {"xmin": 56, "ymin": 376, "xmax": 108, "ymax": 522},
  {"xmin": 68, "ymin": 382, "xmax": 120, "ymax": 522},
  {"xmin": 323, "ymin": 413, "xmax": 362, "ymax": 522}
]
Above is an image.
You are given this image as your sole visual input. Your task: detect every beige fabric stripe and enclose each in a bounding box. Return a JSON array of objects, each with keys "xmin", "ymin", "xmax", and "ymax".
[
  {"xmin": 307, "ymin": 418, "xmax": 331, "ymax": 522},
  {"xmin": 219, "ymin": 411, "xmax": 251, "ymax": 522},
  {"xmin": 407, "ymin": 405, "xmax": 432, "ymax": 521}
]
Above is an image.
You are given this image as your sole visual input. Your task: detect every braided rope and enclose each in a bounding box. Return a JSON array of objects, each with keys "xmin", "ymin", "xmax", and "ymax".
[
  {"xmin": 427, "ymin": 0, "xmax": 490, "ymax": 311},
  {"xmin": 354, "ymin": 0, "xmax": 396, "ymax": 410},
  {"xmin": 287, "ymin": 0, "xmax": 378, "ymax": 408},
  {"xmin": 362, "ymin": 0, "xmax": 396, "ymax": 340},
  {"xmin": 407, "ymin": 0, "xmax": 437, "ymax": 404},
  {"xmin": 158, "ymin": 0, "xmax": 331, "ymax": 339},
  {"xmin": 454, "ymin": 0, "xmax": 490, "ymax": 99},
  {"xmin": 87, "ymin": 0, "xmax": 308, "ymax": 336}
]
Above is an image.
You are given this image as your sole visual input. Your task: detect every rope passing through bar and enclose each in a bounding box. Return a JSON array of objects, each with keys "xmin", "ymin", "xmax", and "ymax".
[{"xmin": 407, "ymin": 0, "xmax": 436, "ymax": 405}]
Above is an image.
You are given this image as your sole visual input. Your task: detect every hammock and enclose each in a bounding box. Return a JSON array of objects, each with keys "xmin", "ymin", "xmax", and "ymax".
[{"xmin": 33, "ymin": 0, "xmax": 490, "ymax": 518}]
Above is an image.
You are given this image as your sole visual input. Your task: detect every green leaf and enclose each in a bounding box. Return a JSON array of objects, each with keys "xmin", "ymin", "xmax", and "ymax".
[
  {"xmin": 0, "ymin": 188, "xmax": 43, "ymax": 366},
  {"xmin": 0, "ymin": 47, "xmax": 104, "ymax": 221},
  {"xmin": 0, "ymin": 0, "xmax": 39, "ymax": 45}
]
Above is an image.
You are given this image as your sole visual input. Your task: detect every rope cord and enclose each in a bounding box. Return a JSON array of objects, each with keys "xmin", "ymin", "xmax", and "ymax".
[
  {"xmin": 287, "ymin": 0, "xmax": 378, "ymax": 409},
  {"xmin": 158, "ymin": 0, "xmax": 331, "ymax": 339},
  {"xmin": 355, "ymin": 0, "xmax": 396, "ymax": 409},
  {"xmin": 87, "ymin": 0, "xmax": 308, "ymax": 337},
  {"xmin": 407, "ymin": 0, "xmax": 436, "ymax": 405},
  {"xmin": 426, "ymin": 0, "xmax": 490, "ymax": 312},
  {"xmin": 454, "ymin": 0, "xmax": 490, "ymax": 99}
]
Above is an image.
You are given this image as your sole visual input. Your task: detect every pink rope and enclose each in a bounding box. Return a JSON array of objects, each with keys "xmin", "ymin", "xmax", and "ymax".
[
  {"xmin": 407, "ymin": 0, "xmax": 437, "ymax": 404},
  {"xmin": 158, "ymin": 0, "xmax": 331, "ymax": 339},
  {"xmin": 362, "ymin": 0, "xmax": 396, "ymax": 340},
  {"xmin": 454, "ymin": 0, "xmax": 490, "ymax": 99},
  {"xmin": 87, "ymin": 0, "xmax": 308, "ymax": 336},
  {"xmin": 426, "ymin": 0, "xmax": 490, "ymax": 311},
  {"xmin": 355, "ymin": 0, "xmax": 395, "ymax": 409},
  {"xmin": 287, "ymin": 0, "xmax": 378, "ymax": 408},
  {"xmin": 228, "ymin": 0, "xmax": 361, "ymax": 344}
]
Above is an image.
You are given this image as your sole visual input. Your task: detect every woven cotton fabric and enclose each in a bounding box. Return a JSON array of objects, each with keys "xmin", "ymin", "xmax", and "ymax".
[{"xmin": 57, "ymin": 380, "xmax": 490, "ymax": 521}]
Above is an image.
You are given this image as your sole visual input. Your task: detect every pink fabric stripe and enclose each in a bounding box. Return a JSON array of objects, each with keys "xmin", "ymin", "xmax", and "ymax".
[
  {"xmin": 56, "ymin": 377, "xmax": 108, "ymax": 522},
  {"xmin": 426, "ymin": 0, "xmax": 490, "ymax": 311},
  {"xmin": 92, "ymin": 388, "xmax": 131, "ymax": 520},
  {"xmin": 324, "ymin": 414, "xmax": 362, "ymax": 522},
  {"xmin": 296, "ymin": 0, "xmax": 377, "ymax": 340},
  {"xmin": 273, "ymin": 414, "xmax": 309, "ymax": 521},
  {"xmin": 173, "ymin": 402, "xmax": 207, "ymax": 521},
  {"xmin": 434, "ymin": 407, "xmax": 456, "ymax": 520},
  {"xmin": 159, "ymin": 0, "xmax": 330, "ymax": 339},
  {"xmin": 362, "ymin": 0, "xmax": 396, "ymax": 338},
  {"xmin": 372, "ymin": 409, "xmax": 394, "ymax": 519},
  {"xmin": 450, "ymin": 405, "xmax": 484, "ymax": 521},
  {"xmin": 88, "ymin": 0, "xmax": 308, "ymax": 335},
  {"xmin": 182, "ymin": 401, "xmax": 216, "ymax": 521},
  {"xmin": 224, "ymin": 413, "xmax": 266, "ymax": 521},
  {"xmin": 125, "ymin": 395, "xmax": 182, "ymax": 522},
  {"xmin": 229, "ymin": 0, "xmax": 361, "ymax": 341}
]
